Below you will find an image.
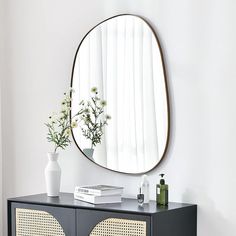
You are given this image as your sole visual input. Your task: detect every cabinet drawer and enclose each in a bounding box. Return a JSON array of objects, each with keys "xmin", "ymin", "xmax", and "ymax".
[
  {"xmin": 10, "ymin": 203, "xmax": 76, "ymax": 236},
  {"xmin": 76, "ymin": 209, "xmax": 151, "ymax": 236}
]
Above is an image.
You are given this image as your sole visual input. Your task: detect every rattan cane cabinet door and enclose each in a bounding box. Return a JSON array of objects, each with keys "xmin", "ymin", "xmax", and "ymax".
[
  {"xmin": 76, "ymin": 209, "xmax": 151, "ymax": 236},
  {"xmin": 11, "ymin": 203, "xmax": 76, "ymax": 236}
]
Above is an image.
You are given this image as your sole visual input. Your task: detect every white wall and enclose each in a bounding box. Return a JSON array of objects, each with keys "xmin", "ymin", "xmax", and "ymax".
[
  {"xmin": 0, "ymin": 0, "xmax": 5, "ymax": 232},
  {"xmin": 2, "ymin": 0, "xmax": 236, "ymax": 235}
]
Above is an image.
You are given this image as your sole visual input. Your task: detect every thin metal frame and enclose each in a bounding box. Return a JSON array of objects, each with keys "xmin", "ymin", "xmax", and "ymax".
[{"xmin": 70, "ymin": 14, "xmax": 170, "ymax": 175}]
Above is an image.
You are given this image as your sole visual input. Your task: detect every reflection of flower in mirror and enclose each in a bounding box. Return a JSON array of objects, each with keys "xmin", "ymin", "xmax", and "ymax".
[
  {"xmin": 84, "ymin": 108, "xmax": 90, "ymax": 113},
  {"xmin": 77, "ymin": 87, "xmax": 111, "ymax": 149},
  {"xmin": 91, "ymin": 87, "xmax": 98, "ymax": 93},
  {"xmin": 71, "ymin": 121, "xmax": 78, "ymax": 128},
  {"xmin": 45, "ymin": 88, "xmax": 79, "ymax": 153},
  {"xmin": 100, "ymin": 100, "xmax": 107, "ymax": 107}
]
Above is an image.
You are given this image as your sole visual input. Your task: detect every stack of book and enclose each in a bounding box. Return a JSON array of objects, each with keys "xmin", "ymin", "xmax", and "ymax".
[{"xmin": 74, "ymin": 185, "xmax": 124, "ymax": 204}]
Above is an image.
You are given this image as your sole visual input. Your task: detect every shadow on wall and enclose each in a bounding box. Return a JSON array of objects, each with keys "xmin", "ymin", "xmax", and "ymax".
[{"xmin": 182, "ymin": 189, "xmax": 234, "ymax": 236}]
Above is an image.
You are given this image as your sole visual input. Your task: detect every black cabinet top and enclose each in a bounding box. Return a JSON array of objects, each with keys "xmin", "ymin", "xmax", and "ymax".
[{"xmin": 8, "ymin": 192, "xmax": 196, "ymax": 215}]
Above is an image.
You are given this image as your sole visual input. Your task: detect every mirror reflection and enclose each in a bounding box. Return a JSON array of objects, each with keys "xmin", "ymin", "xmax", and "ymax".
[{"xmin": 71, "ymin": 15, "xmax": 169, "ymax": 174}]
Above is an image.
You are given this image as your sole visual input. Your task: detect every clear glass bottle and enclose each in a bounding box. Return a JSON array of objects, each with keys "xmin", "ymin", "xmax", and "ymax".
[
  {"xmin": 137, "ymin": 187, "xmax": 144, "ymax": 206},
  {"xmin": 141, "ymin": 175, "xmax": 149, "ymax": 204}
]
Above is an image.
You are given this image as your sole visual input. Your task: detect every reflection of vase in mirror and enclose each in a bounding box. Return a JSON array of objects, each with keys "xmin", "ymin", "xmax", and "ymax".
[
  {"xmin": 77, "ymin": 87, "xmax": 111, "ymax": 161},
  {"xmin": 71, "ymin": 14, "xmax": 169, "ymax": 174},
  {"xmin": 83, "ymin": 148, "xmax": 94, "ymax": 160}
]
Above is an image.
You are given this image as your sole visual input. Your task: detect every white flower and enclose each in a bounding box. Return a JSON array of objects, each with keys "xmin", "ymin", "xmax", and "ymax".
[
  {"xmin": 100, "ymin": 100, "xmax": 107, "ymax": 106},
  {"xmin": 66, "ymin": 128, "xmax": 71, "ymax": 136},
  {"xmin": 65, "ymin": 94, "xmax": 71, "ymax": 102},
  {"xmin": 91, "ymin": 87, "xmax": 98, "ymax": 93},
  {"xmin": 71, "ymin": 121, "xmax": 78, "ymax": 128},
  {"xmin": 61, "ymin": 104, "xmax": 70, "ymax": 113}
]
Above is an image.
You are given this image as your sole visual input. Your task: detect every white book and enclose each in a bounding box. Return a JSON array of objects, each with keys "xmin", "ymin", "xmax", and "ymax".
[
  {"xmin": 74, "ymin": 185, "xmax": 124, "ymax": 196},
  {"xmin": 74, "ymin": 192, "xmax": 122, "ymax": 204}
]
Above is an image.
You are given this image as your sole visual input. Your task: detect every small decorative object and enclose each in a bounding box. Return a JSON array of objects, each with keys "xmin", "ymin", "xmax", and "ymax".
[
  {"xmin": 74, "ymin": 185, "xmax": 123, "ymax": 204},
  {"xmin": 137, "ymin": 187, "xmax": 144, "ymax": 206},
  {"xmin": 78, "ymin": 87, "xmax": 111, "ymax": 158},
  {"xmin": 75, "ymin": 185, "xmax": 124, "ymax": 196},
  {"xmin": 74, "ymin": 192, "xmax": 122, "ymax": 204},
  {"xmin": 140, "ymin": 174, "xmax": 149, "ymax": 204},
  {"xmin": 45, "ymin": 89, "xmax": 79, "ymax": 197},
  {"xmin": 156, "ymin": 174, "xmax": 168, "ymax": 205}
]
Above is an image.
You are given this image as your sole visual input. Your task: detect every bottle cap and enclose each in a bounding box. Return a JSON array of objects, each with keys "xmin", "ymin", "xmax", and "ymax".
[{"xmin": 160, "ymin": 174, "xmax": 165, "ymax": 185}]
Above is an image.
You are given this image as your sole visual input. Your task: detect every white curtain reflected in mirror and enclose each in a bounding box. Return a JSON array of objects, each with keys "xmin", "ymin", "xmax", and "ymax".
[{"xmin": 71, "ymin": 15, "xmax": 169, "ymax": 174}]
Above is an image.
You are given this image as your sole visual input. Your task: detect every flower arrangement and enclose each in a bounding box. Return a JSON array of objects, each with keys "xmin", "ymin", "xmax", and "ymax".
[
  {"xmin": 78, "ymin": 87, "xmax": 111, "ymax": 149},
  {"xmin": 45, "ymin": 89, "xmax": 79, "ymax": 153}
]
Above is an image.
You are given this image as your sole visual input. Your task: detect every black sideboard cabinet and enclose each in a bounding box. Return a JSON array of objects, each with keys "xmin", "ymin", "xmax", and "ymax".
[{"xmin": 8, "ymin": 193, "xmax": 197, "ymax": 236}]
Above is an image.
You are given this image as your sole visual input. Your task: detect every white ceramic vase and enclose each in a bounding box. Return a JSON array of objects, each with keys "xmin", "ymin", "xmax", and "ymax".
[{"xmin": 45, "ymin": 152, "xmax": 61, "ymax": 197}]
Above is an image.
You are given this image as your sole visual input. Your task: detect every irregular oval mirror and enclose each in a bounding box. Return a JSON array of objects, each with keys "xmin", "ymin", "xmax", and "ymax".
[{"xmin": 71, "ymin": 15, "xmax": 169, "ymax": 174}]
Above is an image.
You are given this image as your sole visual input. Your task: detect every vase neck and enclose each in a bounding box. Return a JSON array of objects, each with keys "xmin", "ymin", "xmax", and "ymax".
[{"xmin": 47, "ymin": 152, "xmax": 59, "ymax": 161}]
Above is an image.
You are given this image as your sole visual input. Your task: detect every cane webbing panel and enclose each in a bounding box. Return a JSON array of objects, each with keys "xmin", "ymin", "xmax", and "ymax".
[
  {"xmin": 90, "ymin": 218, "xmax": 146, "ymax": 236},
  {"xmin": 15, "ymin": 208, "xmax": 65, "ymax": 236}
]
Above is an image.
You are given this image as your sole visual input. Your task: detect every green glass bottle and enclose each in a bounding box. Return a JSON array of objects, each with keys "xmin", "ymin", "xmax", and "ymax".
[{"xmin": 156, "ymin": 174, "xmax": 168, "ymax": 206}]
